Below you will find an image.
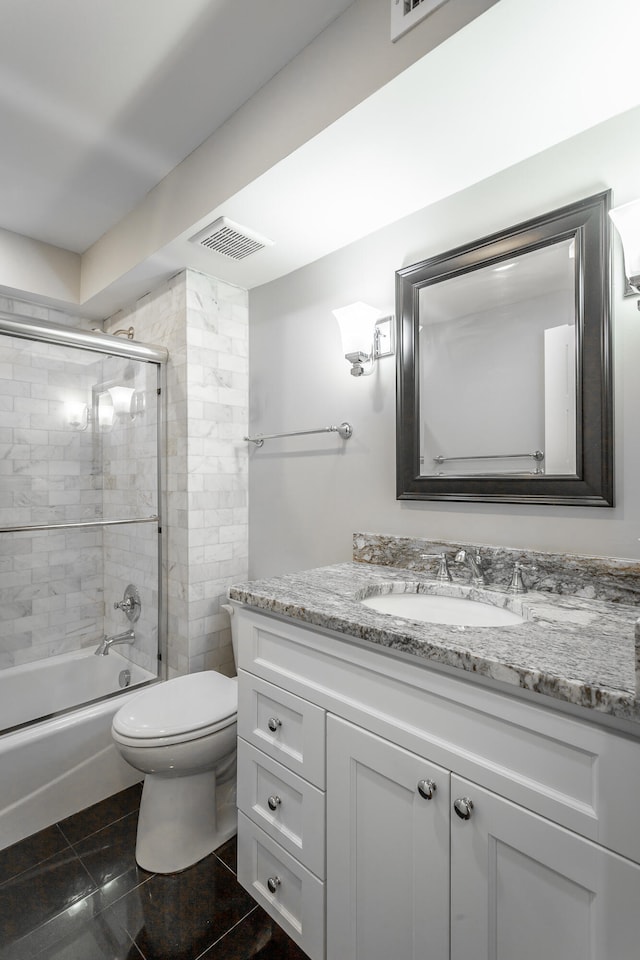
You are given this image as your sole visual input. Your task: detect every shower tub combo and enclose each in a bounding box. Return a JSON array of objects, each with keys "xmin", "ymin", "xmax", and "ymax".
[
  {"xmin": 0, "ymin": 315, "xmax": 167, "ymax": 850},
  {"xmin": 0, "ymin": 648, "xmax": 155, "ymax": 848}
]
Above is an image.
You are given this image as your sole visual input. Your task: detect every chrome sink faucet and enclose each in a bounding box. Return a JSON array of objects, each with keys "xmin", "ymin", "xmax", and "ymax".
[
  {"xmin": 94, "ymin": 628, "xmax": 135, "ymax": 656},
  {"xmin": 453, "ymin": 548, "xmax": 485, "ymax": 585}
]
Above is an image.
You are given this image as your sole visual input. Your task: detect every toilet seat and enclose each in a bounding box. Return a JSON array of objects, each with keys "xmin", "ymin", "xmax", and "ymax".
[{"xmin": 112, "ymin": 672, "xmax": 237, "ymax": 747}]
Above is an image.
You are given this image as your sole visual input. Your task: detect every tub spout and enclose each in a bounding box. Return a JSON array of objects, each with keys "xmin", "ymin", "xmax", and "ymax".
[{"xmin": 95, "ymin": 628, "xmax": 135, "ymax": 656}]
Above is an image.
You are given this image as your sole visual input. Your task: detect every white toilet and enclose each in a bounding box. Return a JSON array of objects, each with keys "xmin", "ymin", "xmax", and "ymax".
[{"xmin": 111, "ymin": 607, "xmax": 239, "ymax": 873}]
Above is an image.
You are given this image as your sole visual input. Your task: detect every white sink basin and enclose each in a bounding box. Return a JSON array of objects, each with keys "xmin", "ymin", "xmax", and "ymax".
[{"xmin": 360, "ymin": 592, "xmax": 525, "ymax": 626}]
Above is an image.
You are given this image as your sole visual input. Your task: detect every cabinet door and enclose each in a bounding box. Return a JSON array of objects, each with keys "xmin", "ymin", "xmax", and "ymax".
[
  {"xmin": 450, "ymin": 775, "xmax": 640, "ymax": 960},
  {"xmin": 326, "ymin": 716, "xmax": 450, "ymax": 960}
]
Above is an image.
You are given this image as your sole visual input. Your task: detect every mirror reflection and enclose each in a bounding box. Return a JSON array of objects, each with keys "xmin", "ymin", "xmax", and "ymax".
[
  {"xmin": 395, "ymin": 191, "xmax": 613, "ymax": 506},
  {"xmin": 419, "ymin": 238, "xmax": 576, "ymax": 477}
]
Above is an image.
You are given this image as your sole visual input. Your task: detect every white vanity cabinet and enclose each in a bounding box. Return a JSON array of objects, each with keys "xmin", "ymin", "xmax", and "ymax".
[
  {"xmin": 327, "ymin": 716, "xmax": 640, "ymax": 960},
  {"xmin": 236, "ymin": 670, "xmax": 326, "ymax": 960},
  {"xmin": 449, "ymin": 777, "xmax": 640, "ymax": 960},
  {"xmin": 235, "ymin": 607, "xmax": 640, "ymax": 960},
  {"xmin": 326, "ymin": 716, "xmax": 450, "ymax": 960}
]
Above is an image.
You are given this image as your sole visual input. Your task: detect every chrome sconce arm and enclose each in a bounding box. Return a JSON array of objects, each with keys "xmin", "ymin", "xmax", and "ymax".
[{"xmin": 609, "ymin": 199, "xmax": 640, "ymax": 309}]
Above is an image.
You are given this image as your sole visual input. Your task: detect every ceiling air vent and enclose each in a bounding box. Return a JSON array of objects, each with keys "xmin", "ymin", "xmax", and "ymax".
[
  {"xmin": 390, "ymin": 0, "xmax": 449, "ymax": 42},
  {"xmin": 189, "ymin": 217, "xmax": 273, "ymax": 260}
]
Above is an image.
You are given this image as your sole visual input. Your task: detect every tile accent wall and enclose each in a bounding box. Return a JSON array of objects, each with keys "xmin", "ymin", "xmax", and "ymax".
[{"xmin": 105, "ymin": 270, "xmax": 249, "ymax": 678}]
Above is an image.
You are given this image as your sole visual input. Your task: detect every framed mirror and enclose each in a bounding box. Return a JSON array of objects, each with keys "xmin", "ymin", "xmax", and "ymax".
[{"xmin": 396, "ymin": 191, "xmax": 613, "ymax": 506}]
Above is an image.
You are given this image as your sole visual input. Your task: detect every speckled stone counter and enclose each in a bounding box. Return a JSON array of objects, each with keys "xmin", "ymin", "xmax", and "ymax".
[{"xmin": 229, "ymin": 536, "xmax": 640, "ymax": 726}]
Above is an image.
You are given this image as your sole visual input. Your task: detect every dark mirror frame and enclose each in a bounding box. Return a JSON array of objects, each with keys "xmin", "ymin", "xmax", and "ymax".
[{"xmin": 395, "ymin": 191, "xmax": 613, "ymax": 507}]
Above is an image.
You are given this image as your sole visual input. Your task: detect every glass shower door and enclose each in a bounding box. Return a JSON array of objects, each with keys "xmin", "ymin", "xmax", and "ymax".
[{"xmin": 0, "ymin": 321, "xmax": 165, "ymax": 732}]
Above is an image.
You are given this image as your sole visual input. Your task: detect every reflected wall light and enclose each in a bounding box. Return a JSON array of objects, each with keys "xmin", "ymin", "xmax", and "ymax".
[
  {"xmin": 66, "ymin": 401, "xmax": 89, "ymax": 431},
  {"xmin": 97, "ymin": 394, "xmax": 114, "ymax": 430},
  {"xmin": 609, "ymin": 198, "xmax": 640, "ymax": 306},
  {"xmin": 107, "ymin": 386, "xmax": 135, "ymax": 416},
  {"xmin": 332, "ymin": 301, "xmax": 395, "ymax": 377}
]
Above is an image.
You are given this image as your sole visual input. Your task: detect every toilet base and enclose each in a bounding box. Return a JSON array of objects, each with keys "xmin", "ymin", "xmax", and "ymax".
[{"xmin": 135, "ymin": 768, "xmax": 237, "ymax": 873}]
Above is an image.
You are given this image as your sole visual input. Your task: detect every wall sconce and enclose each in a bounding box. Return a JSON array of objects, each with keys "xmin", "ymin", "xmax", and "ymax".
[
  {"xmin": 332, "ymin": 301, "xmax": 395, "ymax": 377},
  {"xmin": 66, "ymin": 401, "xmax": 89, "ymax": 431},
  {"xmin": 609, "ymin": 199, "xmax": 640, "ymax": 306},
  {"xmin": 108, "ymin": 386, "xmax": 135, "ymax": 417}
]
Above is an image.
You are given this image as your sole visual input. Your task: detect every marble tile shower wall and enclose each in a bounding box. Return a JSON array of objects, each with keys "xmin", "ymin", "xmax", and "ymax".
[
  {"xmin": 105, "ymin": 269, "xmax": 248, "ymax": 678},
  {"xmin": 0, "ymin": 296, "xmax": 163, "ymax": 674},
  {"xmin": 0, "ymin": 304, "xmax": 104, "ymax": 669},
  {"xmin": 100, "ymin": 355, "xmax": 161, "ymax": 676}
]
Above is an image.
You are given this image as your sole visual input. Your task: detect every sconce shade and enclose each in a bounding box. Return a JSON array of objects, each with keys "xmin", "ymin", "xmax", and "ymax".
[
  {"xmin": 66, "ymin": 401, "xmax": 89, "ymax": 430},
  {"xmin": 98, "ymin": 393, "xmax": 114, "ymax": 429},
  {"xmin": 609, "ymin": 199, "xmax": 640, "ymax": 290},
  {"xmin": 108, "ymin": 386, "xmax": 135, "ymax": 416},
  {"xmin": 332, "ymin": 301, "xmax": 383, "ymax": 356}
]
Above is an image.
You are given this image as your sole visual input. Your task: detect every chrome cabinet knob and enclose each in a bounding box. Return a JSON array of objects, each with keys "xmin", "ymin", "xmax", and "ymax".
[
  {"xmin": 417, "ymin": 778, "xmax": 437, "ymax": 800},
  {"xmin": 267, "ymin": 795, "xmax": 281, "ymax": 811},
  {"xmin": 454, "ymin": 797, "xmax": 474, "ymax": 820},
  {"xmin": 267, "ymin": 876, "xmax": 281, "ymax": 894},
  {"xmin": 267, "ymin": 717, "xmax": 282, "ymax": 732}
]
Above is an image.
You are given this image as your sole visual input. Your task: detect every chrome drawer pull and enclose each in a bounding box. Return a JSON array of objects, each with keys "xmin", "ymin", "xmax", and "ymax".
[
  {"xmin": 267, "ymin": 717, "xmax": 282, "ymax": 732},
  {"xmin": 267, "ymin": 876, "xmax": 281, "ymax": 894},
  {"xmin": 453, "ymin": 797, "xmax": 474, "ymax": 820},
  {"xmin": 267, "ymin": 795, "xmax": 282, "ymax": 811},
  {"xmin": 417, "ymin": 778, "xmax": 437, "ymax": 800}
]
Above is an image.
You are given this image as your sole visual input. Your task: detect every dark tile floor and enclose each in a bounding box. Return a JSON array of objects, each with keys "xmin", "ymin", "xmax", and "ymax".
[{"xmin": 0, "ymin": 785, "xmax": 309, "ymax": 960}]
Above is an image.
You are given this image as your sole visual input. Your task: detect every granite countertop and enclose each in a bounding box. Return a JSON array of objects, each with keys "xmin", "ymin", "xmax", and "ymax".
[{"xmin": 229, "ymin": 557, "xmax": 640, "ymax": 725}]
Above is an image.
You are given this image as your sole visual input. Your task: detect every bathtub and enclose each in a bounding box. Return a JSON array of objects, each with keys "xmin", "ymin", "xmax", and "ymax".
[{"xmin": 0, "ymin": 649, "xmax": 157, "ymax": 851}]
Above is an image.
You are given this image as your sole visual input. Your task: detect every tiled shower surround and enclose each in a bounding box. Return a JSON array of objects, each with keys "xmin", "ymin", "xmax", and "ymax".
[
  {"xmin": 1, "ymin": 270, "xmax": 248, "ymax": 681},
  {"xmin": 0, "ymin": 323, "xmax": 160, "ymax": 673},
  {"xmin": 105, "ymin": 269, "xmax": 249, "ymax": 678}
]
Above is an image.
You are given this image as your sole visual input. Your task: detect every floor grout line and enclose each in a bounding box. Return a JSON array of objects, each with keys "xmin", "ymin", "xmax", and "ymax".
[{"xmin": 193, "ymin": 904, "xmax": 260, "ymax": 960}]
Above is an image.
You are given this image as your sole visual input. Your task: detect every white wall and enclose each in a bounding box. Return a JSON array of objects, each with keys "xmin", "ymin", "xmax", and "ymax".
[{"xmin": 247, "ymin": 106, "xmax": 640, "ymax": 578}]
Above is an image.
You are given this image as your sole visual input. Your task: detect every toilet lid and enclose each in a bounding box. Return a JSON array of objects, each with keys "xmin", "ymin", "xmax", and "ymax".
[{"xmin": 113, "ymin": 672, "xmax": 237, "ymax": 739}]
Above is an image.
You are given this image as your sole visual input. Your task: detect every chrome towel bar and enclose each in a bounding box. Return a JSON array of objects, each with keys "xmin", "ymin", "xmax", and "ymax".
[
  {"xmin": 433, "ymin": 450, "xmax": 544, "ymax": 464},
  {"xmin": 245, "ymin": 422, "xmax": 353, "ymax": 448}
]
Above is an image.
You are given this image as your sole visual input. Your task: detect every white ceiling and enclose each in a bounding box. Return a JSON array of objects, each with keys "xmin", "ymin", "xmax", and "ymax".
[
  {"xmin": 0, "ymin": 0, "xmax": 352, "ymax": 252},
  {"xmin": 3, "ymin": 0, "xmax": 640, "ymax": 319}
]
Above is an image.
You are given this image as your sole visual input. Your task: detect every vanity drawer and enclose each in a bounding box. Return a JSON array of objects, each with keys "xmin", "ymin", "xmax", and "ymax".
[
  {"xmin": 238, "ymin": 811, "xmax": 325, "ymax": 960},
  {"xmin": 238, "ymin": 670, "xmax": 325, "ymax": 788},
  {"xmin": 238, "ymin": 738, "xmax": 325, "ymax": 878}
]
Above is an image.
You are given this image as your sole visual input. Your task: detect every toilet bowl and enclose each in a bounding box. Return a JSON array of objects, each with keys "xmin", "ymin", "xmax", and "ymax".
[{"xmin": 112, "ymin": 614, "xmax": 240, "ymax": 873}]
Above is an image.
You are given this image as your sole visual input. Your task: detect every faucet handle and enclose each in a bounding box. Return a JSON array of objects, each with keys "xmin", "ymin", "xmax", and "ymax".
[
  {"xmin": 434, "ymin": 553, "xmax": 452, "ymax": 582},
  {"xmin": 420, "ymin": 553, "xmax": 452, "ymax": 582},
  {"xmin": 508, "ymin": 562, "xmax": 527, "ymax": 594},
  {"xmin": 113, "ymin": 584, "xmax": 141, "ymax": 623}
]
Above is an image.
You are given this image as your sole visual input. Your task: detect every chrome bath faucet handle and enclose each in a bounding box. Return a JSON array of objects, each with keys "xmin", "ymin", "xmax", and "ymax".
[
  {"xmin": 508, "ymin": 562, "xmax": 527, "ymax": 594},
  {"xmin": 420, "ymin": 553, "xmax": 452, "ymax": 582},
  {"xmin": 113, "ymin": 584, "xmax": 141, "ymax": 623},
  {"xmin": 435, "ymin": 553, "xmax": 452, "ymax": 582}
]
